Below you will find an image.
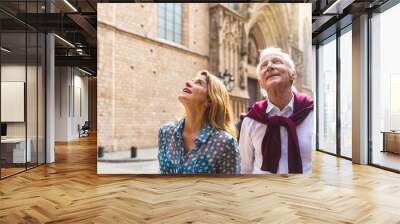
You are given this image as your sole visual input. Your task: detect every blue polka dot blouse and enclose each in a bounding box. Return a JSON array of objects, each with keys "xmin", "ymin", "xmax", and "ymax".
[{"xmin": 158, "ymin": 118, "xmax": 241, "ymax": 174}]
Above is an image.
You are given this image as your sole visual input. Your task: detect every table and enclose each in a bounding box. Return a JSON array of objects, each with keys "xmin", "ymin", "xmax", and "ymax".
[
  {"xmin": 381, "ymin": 131, "xmax": 400, "ymax": 154},
  {"xmin": 1, "ymin": 138, "xmax": 31, "ymax": 163}
]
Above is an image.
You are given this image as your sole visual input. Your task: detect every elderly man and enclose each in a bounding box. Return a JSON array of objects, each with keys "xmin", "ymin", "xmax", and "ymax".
[{"xmin": 239, "ymin": 47, "xmax": 314, "ymax": 174}]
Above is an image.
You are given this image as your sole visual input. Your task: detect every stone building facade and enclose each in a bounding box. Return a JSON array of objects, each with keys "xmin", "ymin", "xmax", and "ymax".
[{"xmin": 97, "ymin": 3, "xmax": 312, "ymax": 152}]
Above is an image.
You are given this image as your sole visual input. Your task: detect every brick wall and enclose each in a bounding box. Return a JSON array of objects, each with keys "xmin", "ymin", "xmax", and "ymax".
[{"xmin": 98, "ymin": 4, "xmax": 209, "ymax": 152}]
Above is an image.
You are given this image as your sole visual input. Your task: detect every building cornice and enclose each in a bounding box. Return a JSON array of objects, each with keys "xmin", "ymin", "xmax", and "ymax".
[
  {"xmin": 98, "ymin": 21, "xmax": 209, "ymax": 60},
  {"xmin": 209, "ymin": 3, "xmax": 246, "ymax": 21}
]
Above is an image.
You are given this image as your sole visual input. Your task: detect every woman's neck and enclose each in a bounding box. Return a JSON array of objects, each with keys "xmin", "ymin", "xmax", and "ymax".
[
  {"xmin": 267, "ymin": 87, "xmax": 292, "ymax": 111},
  {"xmin": 184, "ymin": 108, "xmax": 205, "ymax": 134}
]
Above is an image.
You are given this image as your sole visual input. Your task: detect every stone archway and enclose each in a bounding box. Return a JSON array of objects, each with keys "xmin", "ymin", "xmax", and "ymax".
[
  {"xmin": 247, "ymin": 23, "xmax": 265, "ymax": 67},
  {"xmin": 245, "ymin": 4, "xmax": 292, "ymax": 52}
]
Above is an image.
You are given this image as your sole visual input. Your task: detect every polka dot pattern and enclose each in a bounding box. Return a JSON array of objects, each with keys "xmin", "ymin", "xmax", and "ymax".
[{"xmin": 158, "ymin": 118, "xmax": 241, "ymax": 174}]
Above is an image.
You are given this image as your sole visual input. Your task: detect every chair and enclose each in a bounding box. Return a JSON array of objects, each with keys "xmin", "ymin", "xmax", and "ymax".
[{"xmin": 79, "ymin": 121, "xmax": 90, "ymax": 138}]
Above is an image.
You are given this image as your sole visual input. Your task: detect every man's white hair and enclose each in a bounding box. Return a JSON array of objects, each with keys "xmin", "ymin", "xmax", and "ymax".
[{"xmin": 255, "ymin": 47, "xmax": 295, "ymax": 79}]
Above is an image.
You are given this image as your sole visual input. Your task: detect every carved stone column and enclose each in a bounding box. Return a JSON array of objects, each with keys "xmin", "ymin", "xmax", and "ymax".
[
  {"xmin": 209, "ymin": 4, "xmax": 248, "ymax": 121},
  {"xmin": 209, "ymin": 4, "xmax": 245, "ymax": 87}
]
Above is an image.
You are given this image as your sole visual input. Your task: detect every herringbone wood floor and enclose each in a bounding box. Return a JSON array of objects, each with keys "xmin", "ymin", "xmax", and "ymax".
[{"xmin": 1, "ymin": 134, "xmax": 400, "ymax": 224}]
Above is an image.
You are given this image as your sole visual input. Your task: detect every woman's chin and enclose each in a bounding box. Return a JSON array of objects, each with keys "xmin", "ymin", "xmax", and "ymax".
[{"xmin": 178, "ymin": 94, "xmax": 189, "ymax": 102}]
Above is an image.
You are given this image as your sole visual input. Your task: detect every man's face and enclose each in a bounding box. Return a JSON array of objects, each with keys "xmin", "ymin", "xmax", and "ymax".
[{"xmin": 258, "ymin": 53, "xmax": 296, "ymax": 92}]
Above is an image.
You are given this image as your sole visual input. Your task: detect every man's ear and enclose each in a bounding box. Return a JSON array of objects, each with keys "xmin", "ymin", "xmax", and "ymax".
[
  {"xmin": 258, "ymin": 78, "xmax": 265, "ymax": 89},
  {"xmin": 290, "ymin": 70, "xmax": 297, "ymax": 81}
]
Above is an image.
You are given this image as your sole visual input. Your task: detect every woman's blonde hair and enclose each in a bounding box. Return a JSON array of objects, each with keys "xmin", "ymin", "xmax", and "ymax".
[{"xmin": 199, "ymin": 70, "xmax": 237, "ymax": 138}]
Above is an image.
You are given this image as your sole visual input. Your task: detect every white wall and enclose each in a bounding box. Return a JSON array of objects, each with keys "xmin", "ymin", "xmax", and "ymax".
[
  {"xmin": 1, "ymin": 65, "xmax": 36, "ymax": 137},
  {"xmin": 1, "ymin": 82, "xmax": 25, "ymax": 122},
  {"xmin": 1, "ymin": 63, "xmax": 46, "ymax": 163},
  {"xmin": 1, "ymin": 65, "xmax": 26, "ymax": 136},
  {"xmin": 55, "ymin": 67, "xmax": 89, "ymax": 141},
  {"xmin": 55, "ymin": 66, "xmax": 69, "ymax": 141},
  {"xmin": 71, "ymin": 71, "xmax": 89, "ymax": 138}
]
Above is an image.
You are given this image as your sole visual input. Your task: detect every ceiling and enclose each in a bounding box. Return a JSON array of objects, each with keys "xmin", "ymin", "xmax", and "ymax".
[
  {"xmin": 0, "ymin": 0, "xmax": 98, "ymax": 74},
  {"xmin": 311, "ymin": 0, "xmax": 391, "ymax": 43}
]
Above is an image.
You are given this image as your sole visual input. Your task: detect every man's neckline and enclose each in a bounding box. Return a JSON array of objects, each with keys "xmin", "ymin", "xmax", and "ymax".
[{"xmin": 265, "ymin": 92, "xmax": 294, "ymax": 114}]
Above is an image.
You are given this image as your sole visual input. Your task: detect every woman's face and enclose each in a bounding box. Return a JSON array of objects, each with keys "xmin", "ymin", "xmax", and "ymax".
[{"xmin": 178, "ymin": 74, "xmax": 208, "ymax": 109}]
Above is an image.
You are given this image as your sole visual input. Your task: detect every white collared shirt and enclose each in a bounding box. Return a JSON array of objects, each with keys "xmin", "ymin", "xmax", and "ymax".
[{"xmin": 239, "ymin": 96, "xmax": 314, "ymax": 174}]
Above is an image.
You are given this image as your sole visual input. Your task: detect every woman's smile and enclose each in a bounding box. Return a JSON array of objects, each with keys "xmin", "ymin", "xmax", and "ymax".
[{"xmin": 182, "ymin": 87, "xmax": 192, "ymax": 94}]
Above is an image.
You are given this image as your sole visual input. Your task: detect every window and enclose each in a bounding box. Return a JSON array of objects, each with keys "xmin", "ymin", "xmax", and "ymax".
[
  {"xmin": 158, "ymin": 3, "xmax": 183, "ymax": 44},
  {"xmin": 371, "ymin": 3, "xmax": 400, "ymax": 171},
  {"xmin": 339, "ymin": 26, "xmax": 352, "ymax": 158},
  {"xmin": 0, "ymin": 1, "xmax": 46, "ymax": 179},
  {"xmin": 316, "ymin": 26, "xmax": 352, "ymax": 159},
  {"xmin": 317, "ymin": 35, "xmax": 337, "ymax": 154}
]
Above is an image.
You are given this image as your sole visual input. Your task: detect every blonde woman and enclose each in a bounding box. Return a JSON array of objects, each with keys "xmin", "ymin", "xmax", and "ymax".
[{"xmin": 158, "ymin": 70, "xmax": 240, "ymax": 174}]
